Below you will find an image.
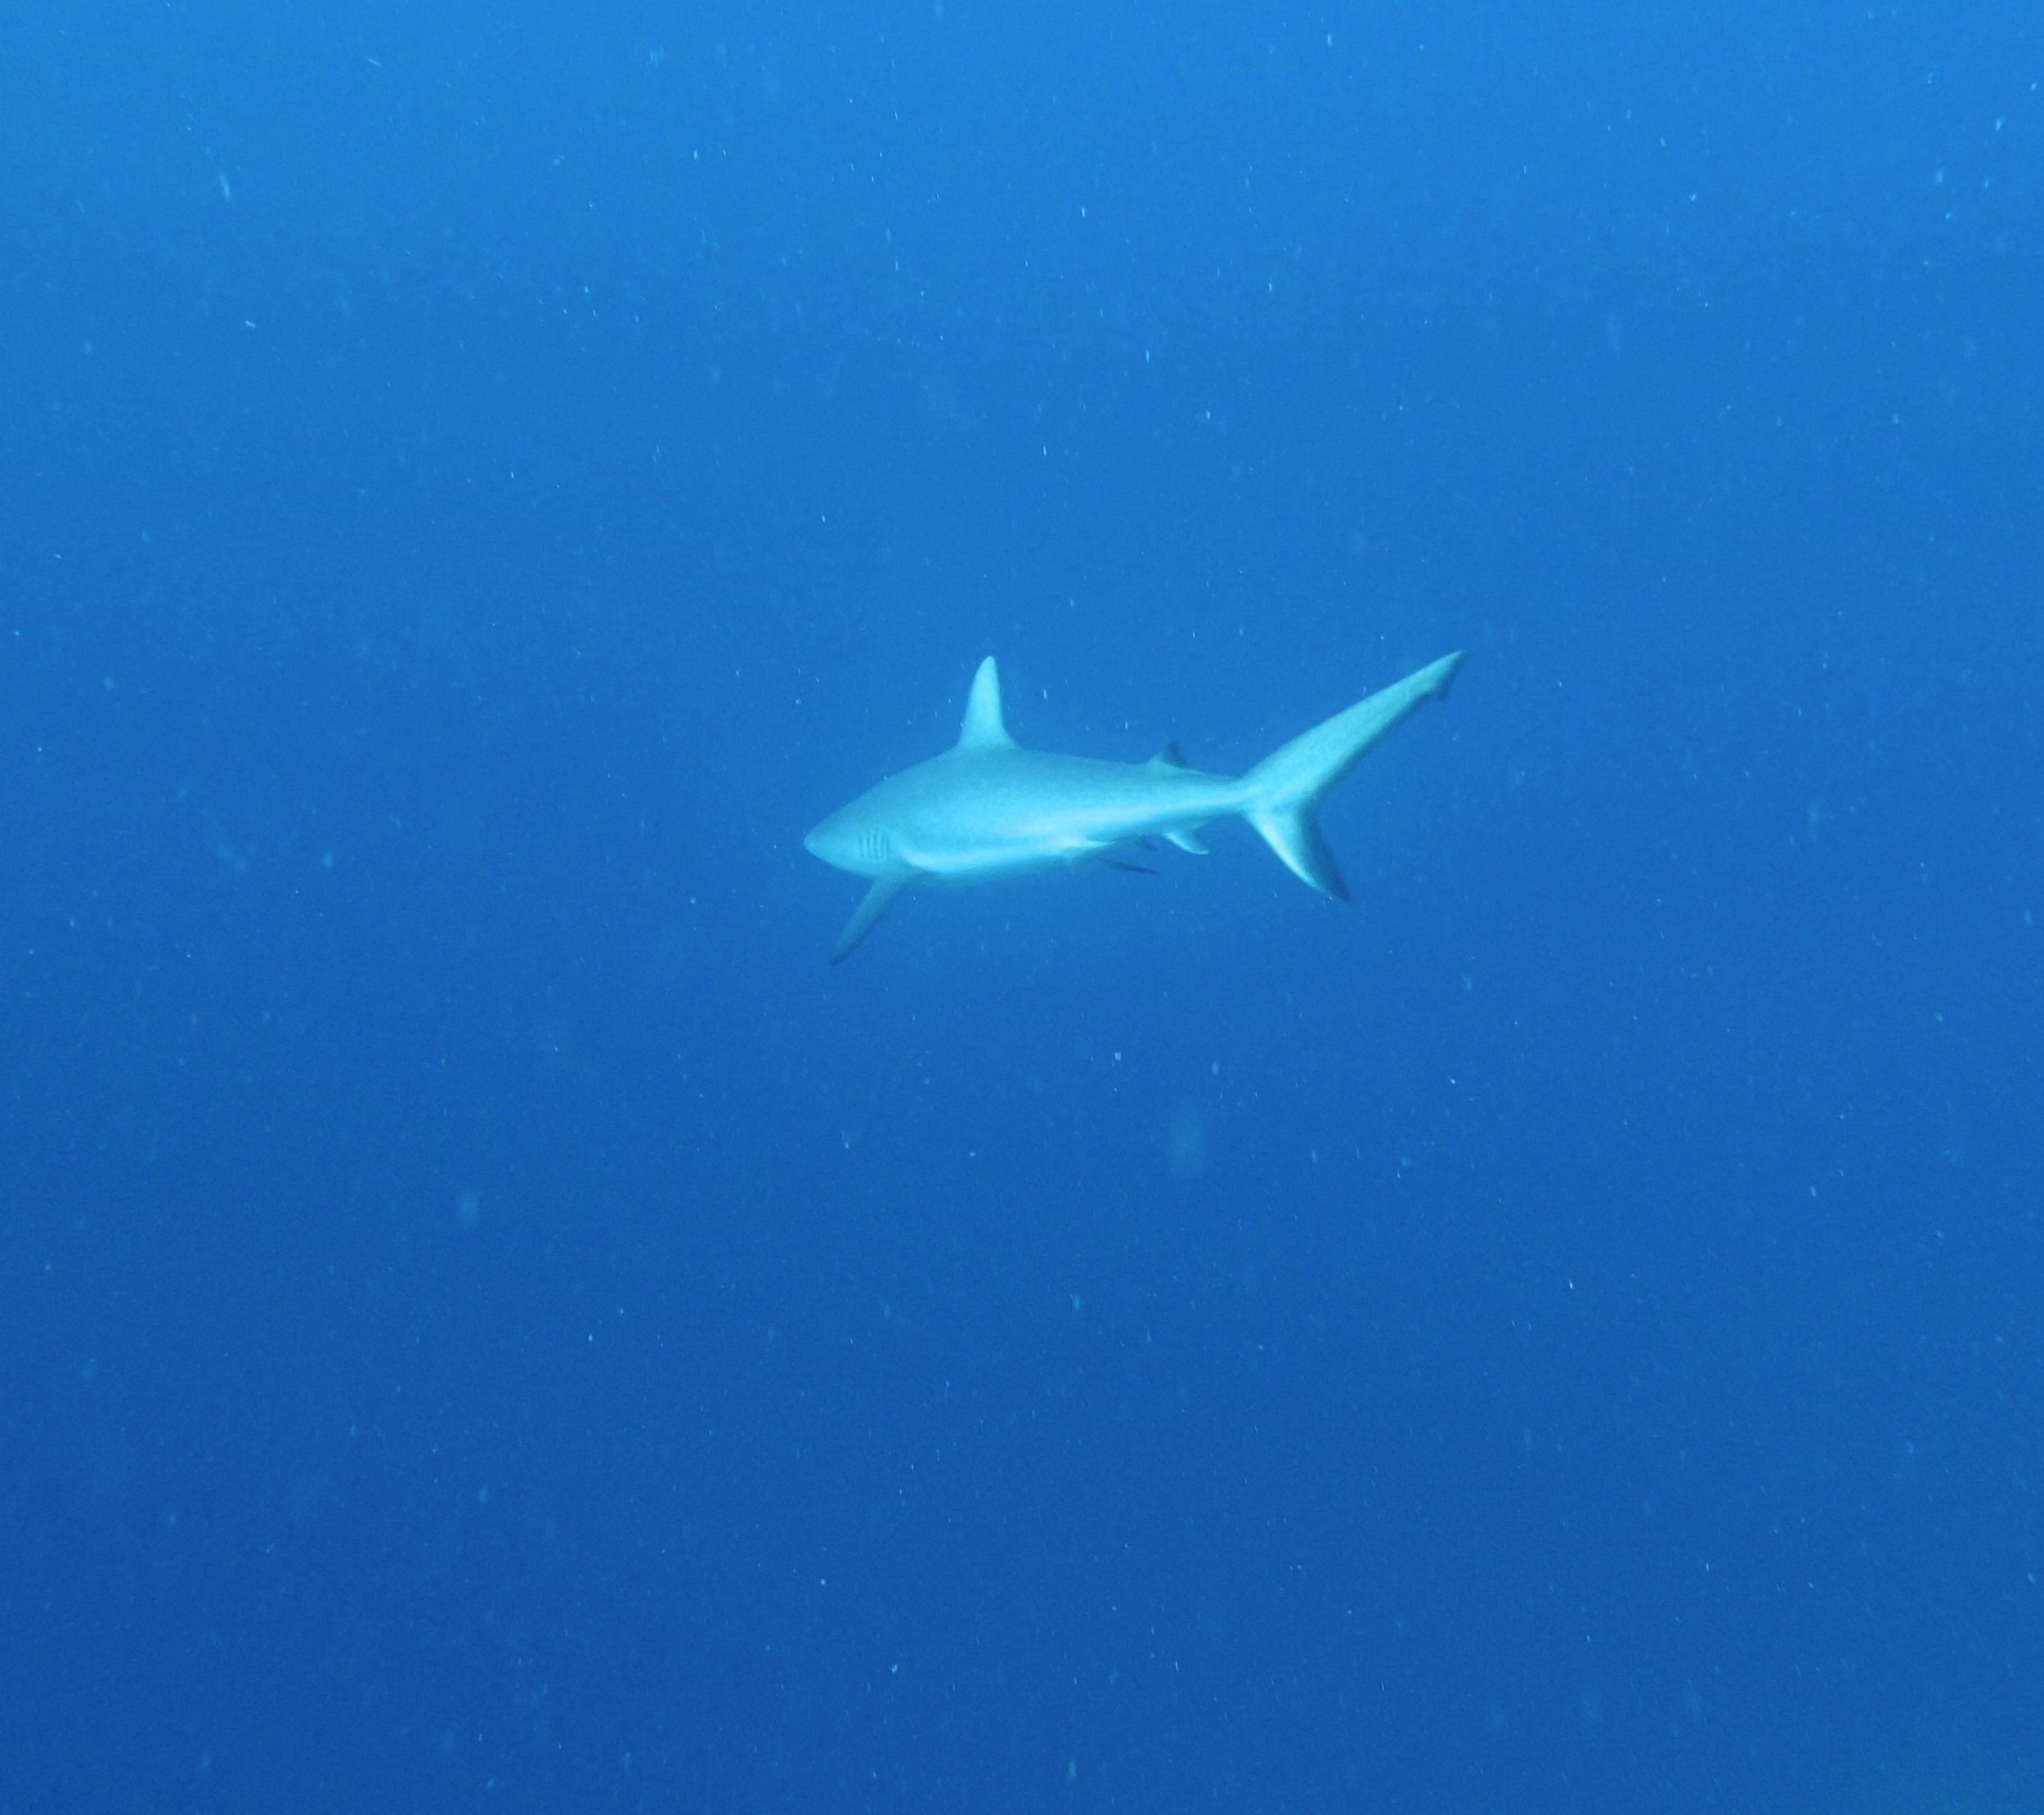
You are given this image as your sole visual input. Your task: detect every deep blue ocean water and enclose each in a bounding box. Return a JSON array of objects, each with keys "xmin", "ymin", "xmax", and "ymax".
[{"xmin": 4, "ymin": 2, "xmax": 2040, "ymax": 1809}]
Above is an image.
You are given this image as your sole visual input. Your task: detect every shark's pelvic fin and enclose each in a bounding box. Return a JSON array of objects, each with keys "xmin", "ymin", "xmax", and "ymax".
[
  {"xmin": 958, "ymin": 657, "xmax": 1014, "ymax": 751},
  {"xmin": 1239, "ymin": 649, "xmax": 1466, "ymax": 899},
  {"xmin": 831, "ymin": 870, "xmax": 916, "ymax": 965}
]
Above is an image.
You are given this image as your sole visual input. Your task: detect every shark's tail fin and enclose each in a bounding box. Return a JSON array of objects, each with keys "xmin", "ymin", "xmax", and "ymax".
[{"xmin": 1238, "ymin": 650, "xmax": 1465, "ymax": 899}]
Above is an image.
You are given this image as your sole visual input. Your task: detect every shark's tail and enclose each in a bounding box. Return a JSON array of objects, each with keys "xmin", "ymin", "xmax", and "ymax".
[{"xmin": 1236, "ymin": 650, "xmax": 1466, "ymax": 899}]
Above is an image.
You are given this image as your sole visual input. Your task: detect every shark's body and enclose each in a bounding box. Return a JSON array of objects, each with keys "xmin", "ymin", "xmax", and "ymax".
[{"xmin": 805, "ymin": 649, "xmax": 1465, "ymax": 962}]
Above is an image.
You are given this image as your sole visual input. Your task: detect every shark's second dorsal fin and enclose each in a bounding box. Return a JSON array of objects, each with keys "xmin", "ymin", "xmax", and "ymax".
[
  {"xmin": 1146, "ymin": 741, "xmax": 1190, "ymax": 770},
  {"xmin": 958, "ymin": 657, "xmax": 1014, "ymax": 750}
]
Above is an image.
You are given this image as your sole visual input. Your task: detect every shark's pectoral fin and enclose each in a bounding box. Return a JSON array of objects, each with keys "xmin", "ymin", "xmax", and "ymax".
[{"xmin": 830, "ymin": 870, "xmax": 917, "ymax": 965}]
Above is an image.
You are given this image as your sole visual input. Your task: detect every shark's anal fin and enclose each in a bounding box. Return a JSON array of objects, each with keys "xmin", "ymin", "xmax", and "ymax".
[
  {"xmin": 830, "ymin": 871, "xmax": 916, "ymax": 965},
  {"xmin": 1165, "ymin": 827, "xmax": 1209, "ymax": 855}
]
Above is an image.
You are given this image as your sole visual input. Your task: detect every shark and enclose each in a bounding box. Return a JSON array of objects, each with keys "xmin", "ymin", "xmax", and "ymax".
[{"xmin": 804, "ymin": 648, "xmax": 1466, "ymax": 962}]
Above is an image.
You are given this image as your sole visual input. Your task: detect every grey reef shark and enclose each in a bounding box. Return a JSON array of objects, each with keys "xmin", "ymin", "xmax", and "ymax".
[{"xmin": 805, "ymin": 648, "xmax": 1466, "ymax": 963}]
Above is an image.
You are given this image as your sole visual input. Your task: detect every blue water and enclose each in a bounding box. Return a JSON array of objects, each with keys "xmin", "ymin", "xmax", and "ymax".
[{"xmin": 4, "ymin": 3, "xmax": 2039, "ymax": 1809}]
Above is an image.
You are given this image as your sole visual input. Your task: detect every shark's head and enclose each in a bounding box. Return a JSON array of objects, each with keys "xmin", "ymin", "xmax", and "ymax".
[{"xmin": 804, "ymin": 799, "xmax": 894, "ymax": 878}]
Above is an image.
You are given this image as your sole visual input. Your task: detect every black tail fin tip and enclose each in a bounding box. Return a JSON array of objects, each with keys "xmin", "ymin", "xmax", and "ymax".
[{"xmin": 1253, "ymin": 806, "xmax": 1351, "ymax": 900}]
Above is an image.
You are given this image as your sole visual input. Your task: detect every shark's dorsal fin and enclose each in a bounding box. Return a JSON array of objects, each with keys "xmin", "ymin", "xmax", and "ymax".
[
  {"xmin": 958, "ymin": 657, "xmax": 1014, "ymax": 751},
  {"xmin": 1146, "ymin": 741, "xmax": 1189, "ymax": 770}
]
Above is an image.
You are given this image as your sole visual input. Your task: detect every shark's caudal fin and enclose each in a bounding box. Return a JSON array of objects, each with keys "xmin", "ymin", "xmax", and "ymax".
[{"xmin": 1238, "ymin": 650, "xmax": 1465, "ymax": 899}]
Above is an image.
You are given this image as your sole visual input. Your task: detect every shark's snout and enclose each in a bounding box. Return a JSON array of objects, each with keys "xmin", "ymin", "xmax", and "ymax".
[
  {"xmin": 805, "ymin": 799, "xmax": 901, "ymax": 878},
  {"xmin": 803, "ymin": 810, "xmax": 863, "ymax": 874}
]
